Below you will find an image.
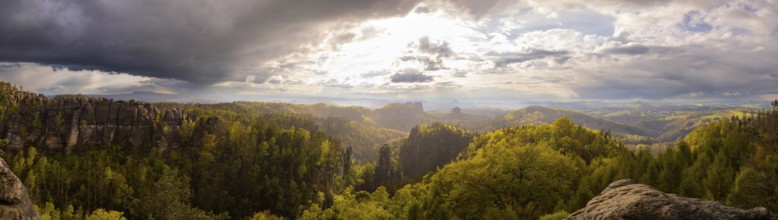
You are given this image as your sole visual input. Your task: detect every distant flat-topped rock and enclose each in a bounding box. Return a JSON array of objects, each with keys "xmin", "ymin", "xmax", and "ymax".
[
  {"xmin": 0, "ymin": 157, "xmax": 40, "ymax": 220},
  {"xmin": 568, "ymin": 179, "xmax": 769, "ymax": 220}
]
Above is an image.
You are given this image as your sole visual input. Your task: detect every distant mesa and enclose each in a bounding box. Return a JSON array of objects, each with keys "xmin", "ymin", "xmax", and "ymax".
[{"xmin": 370, "ymin": 102, "xmax": 429, "ymax": 131}]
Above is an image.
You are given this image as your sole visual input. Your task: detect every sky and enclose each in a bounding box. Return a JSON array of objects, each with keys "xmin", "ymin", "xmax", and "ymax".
[{"xmin": 1, "ymin": 0, "xmax": 777, "ymax": 107}]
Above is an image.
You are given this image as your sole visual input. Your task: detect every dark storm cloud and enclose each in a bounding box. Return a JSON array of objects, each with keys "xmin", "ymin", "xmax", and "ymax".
[
  {"xmin": 0, "ymin": 0, "xmax": 502, "ymax": 85},
  {"xmin": 390, "ymin": 69, "xmax": 434, "ymax": 83},
  {"xmin": 572, "ymin": 45, "xmax": 778, "ymax": 100},
  {"xmin": 538, "ymin": 0, "xmax": 679, "ymax": 10},
  {"xmin": 328, "ymin": 32, "xmax": 358, "ymax": 50},
  {"xmin": 489, "ymin": 49, "xmax": 570, "ymax": 67}
]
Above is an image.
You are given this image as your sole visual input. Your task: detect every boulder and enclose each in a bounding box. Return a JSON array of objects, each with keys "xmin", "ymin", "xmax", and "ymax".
[
  {"xmin": 0, "ymin": 157, "xmax": 40, "ymax": 220},
  {"xmin": 567, "ymin": 179, "xmax": 770, "ymax": 220}
]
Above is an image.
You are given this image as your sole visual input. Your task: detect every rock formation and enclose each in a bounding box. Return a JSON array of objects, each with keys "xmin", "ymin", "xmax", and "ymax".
[
  {"xmin": 1, "ymin": 89, "xmax": 188, "ymax": 153},
  {"xmin": 370, "ymin": 102, "xmax": 427, "ymax": 131},
  {"xmin": 370, "ymin": 144, "xmax": 402, "ymax": 191},
  {"xmin": 0, "ymin": 157, "xmax": 40, "ymax": 220},
  {"xmin": 568, "ymin": 179, "xmax": 770, "ymax": 220}
]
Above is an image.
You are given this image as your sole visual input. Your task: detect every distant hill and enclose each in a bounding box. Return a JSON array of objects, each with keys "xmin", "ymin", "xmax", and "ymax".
[
  {"xmin": 155, "ymin": 101, "xmax": 407, "ymax": 162},
  {"xmin": 221, "ymin": 101, "xmax": 433, "ymax": 132},
  {"xmin": 490, "ymin": 106, "xmax": 651, "ymax": 137},
  {"xmin": 426, "ymin": 107, "xmax": 513, "ymax": 132},
  {"xmin": 596, "ymin": 109, "xmax": 751, "ymax": 142}
]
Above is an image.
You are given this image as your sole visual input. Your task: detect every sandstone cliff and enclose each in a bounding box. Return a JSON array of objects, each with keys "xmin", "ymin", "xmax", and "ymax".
[
  {"xmin": 568, "ymin": 179, "xmax": 770, "ymax": 220},
  {"xmin": 1, "ymin": 89, "xmax": 188, "ymax": 153},
  {"xmin": 0, "ymin": 157, "xmax": 40, "ymax": 220}
]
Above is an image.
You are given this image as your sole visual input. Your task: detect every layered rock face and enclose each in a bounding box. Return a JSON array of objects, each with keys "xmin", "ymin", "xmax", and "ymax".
[
  {"xmin": 1, "ymin": 92, "xmax": 187, "ymax": 153},
  {"xmin": 0, "ymin": 157, "xmax": 40, "ymax": 220},
  {"xmin": 568, "ymin": 179, "xmax": 770, "ymax": 220}
]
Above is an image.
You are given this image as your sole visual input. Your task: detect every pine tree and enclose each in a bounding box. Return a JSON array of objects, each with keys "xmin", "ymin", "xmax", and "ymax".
[{"xmin": 703, "ymin": 151, "xmax": 735, "ymax": 201}]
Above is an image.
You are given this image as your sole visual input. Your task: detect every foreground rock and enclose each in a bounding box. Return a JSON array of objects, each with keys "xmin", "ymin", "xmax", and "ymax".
[
  {"xmin": 568, "ymin": 179, "xmax": 769, "ymax": 220},
  {"xmin": 0, "ymin": 157, "xmax": 40, "ymax": 220}
]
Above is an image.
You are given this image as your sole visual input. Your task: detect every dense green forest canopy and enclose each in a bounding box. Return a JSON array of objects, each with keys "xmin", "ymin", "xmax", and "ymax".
[
  {"xmin": 1, "ymin": 81, "xmax": 777, "ymax": 219},
  {"xmin": 0, "ymin": 82, "xmax": 344, "ymax": 219},
  {"xmin": 300, "ymin": 104, "xmax": 778, "ymax": 219},
  {"xmin": 156, "ymin": 101, "xmax": 408, "ymax": 163}
]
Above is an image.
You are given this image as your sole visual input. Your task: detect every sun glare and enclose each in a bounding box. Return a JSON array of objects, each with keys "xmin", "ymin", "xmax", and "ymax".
[{"xmin": 314, "ymin": 3, "xmax": 479, "ymax": 88}]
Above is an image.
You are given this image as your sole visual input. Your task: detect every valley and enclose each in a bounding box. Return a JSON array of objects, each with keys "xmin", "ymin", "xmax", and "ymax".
[{"xmin": 1, "ymin": 81, "xmax": 776, "ymax": 219}]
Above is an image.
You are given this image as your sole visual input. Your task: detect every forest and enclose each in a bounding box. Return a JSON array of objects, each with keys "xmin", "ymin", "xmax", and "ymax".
[{"xmin": 1, "ymin": 81, "xmax": 777, "ymax": 219}]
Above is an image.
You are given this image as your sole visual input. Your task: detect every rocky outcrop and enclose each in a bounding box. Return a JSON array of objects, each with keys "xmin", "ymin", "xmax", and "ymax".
[
  {"xmin": 372, "ymin": 144, "xmax": 401, "ymax": 191},
  {"xmin": 568, "ymin": 179, "xmax": 770, "ymax": 220},
  {"xmin": 0, "ymin": 157, "xmax": 40, "ymax": 220},
  {"xmin": 1, "ymin": 90, "xmax": 188, "ymax": 153}
]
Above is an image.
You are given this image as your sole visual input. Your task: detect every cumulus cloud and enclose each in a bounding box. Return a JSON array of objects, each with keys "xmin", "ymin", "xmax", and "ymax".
[
  {"xmin": 360, "ymin": 70, "xmax": 391, "ymax": 78},
  {"xmin": 322, "ymin": 79, "xmax": 354, "ymax": 89},
  {"xmin": 0, "ymin": 63, "xmax": 21, "ymax": 71},
  {"xmin": 600, "ymin": 45, "xmax": 650, "ymax": 55},
  {"xmin": 390, "ymin": 69, "xmax": 434, "ymax": 83},
  {"xmin": 394, "ymin": 36, "xmax": 457, "ymax": 71},
  {"xmin": 0, "ymin": 62, "xmax": 191, "ymax": 95},
  {"xmin": 399, "ymin": 55, "xmax": 448, "ymax": 71},
  {"xmin": 488, "ymin": 49, "xmax": 570, "ymax": 67},
  {"xmin": 418, "ymin": 36, "xmax": 454, "ymax": 57}
]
